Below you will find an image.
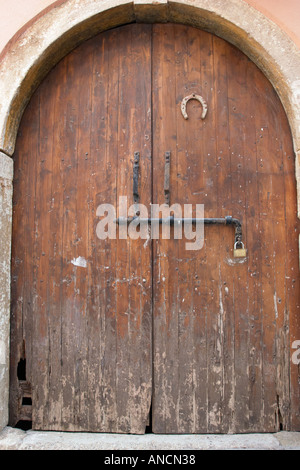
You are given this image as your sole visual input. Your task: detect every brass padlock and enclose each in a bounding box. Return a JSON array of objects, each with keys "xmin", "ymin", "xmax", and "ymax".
[{"xmin": 233, "ymin": 242, "xmax": 247, "ymax": 258}]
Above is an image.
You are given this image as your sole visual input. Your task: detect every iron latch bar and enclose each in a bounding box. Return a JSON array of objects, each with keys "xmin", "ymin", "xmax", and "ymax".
[
  {"xmin": 133, "ymin": 151, "xmax": 140, "ymax": 204},
  {"xmin": 164, "ymin": 151, "xmax": 170, "ymax": 205},
  {"xmin": 115, "ymin": 215, "xmax": 243, "ymax": 246}
]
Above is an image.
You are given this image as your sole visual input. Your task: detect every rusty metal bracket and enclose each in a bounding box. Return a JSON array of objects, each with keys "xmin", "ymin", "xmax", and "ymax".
[
  {"xmin": 223, "ymin": 215, "xmax": 243, "ymax": 246},
  {"xmin": 181, "ymin": 93, "xmax": 208, "ymax": 120},
  {"xmin": 164, "ymin": 151, "xmax": 170, "ymax": 205},
  {"xmin": 133, "ymin": 151, "xmax": 140, "ymax": 204}
]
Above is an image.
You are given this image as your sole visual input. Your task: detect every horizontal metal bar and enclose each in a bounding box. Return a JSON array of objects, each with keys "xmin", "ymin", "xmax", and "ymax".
[
  {"xmin": 114, "ymin": 215, "xmax": 241, "ymax": 226},
  {"xmin": 114, "ymin": 214, "xmax": 244, "ymax": 246}
]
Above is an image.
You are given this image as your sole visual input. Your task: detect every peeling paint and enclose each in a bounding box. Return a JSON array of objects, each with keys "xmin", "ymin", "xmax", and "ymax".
[
  {"xmin": 71, "ymin": 256, "xmax": 87, "ymax": 268},
  {"xmin": 225, "ymin": 256, "xmax": 247, "ymax": 266},
  {"xmin": 274, "ymin": 293, "xmax": 279, "ymax": 319}
]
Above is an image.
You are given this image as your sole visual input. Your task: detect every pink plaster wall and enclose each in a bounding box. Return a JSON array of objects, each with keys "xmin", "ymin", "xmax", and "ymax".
[
  {"xmin": 0, "ymin": 0, "xmax": 54, "ymax": 53},
  {"xmin": 245, "ymin": 0, "xmax": 300, "ymax": 48},
  {"xmin": 0, "ymin": 0, "xmax": 299, "ymax": 53}
]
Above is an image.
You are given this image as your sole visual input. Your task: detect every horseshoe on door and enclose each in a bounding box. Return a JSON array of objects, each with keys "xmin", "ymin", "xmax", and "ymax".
[{"xmin": 181, "ymin": 93, "xmax": 208, "ymax": 120}]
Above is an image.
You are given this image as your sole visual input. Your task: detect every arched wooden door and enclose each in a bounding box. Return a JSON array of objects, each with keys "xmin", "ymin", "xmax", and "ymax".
[{"xmin": 9, "ymin": 24, "xmax": 300, "ymax": 434}]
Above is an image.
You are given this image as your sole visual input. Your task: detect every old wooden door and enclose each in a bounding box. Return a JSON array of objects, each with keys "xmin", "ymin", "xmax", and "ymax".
[
  {"xmin": 10, "ymin": 25, "xmax": 153, "ymax": 434},
  {"xmin": 10, "ymin": 24, "xmax": 300, "ymax": 434}
]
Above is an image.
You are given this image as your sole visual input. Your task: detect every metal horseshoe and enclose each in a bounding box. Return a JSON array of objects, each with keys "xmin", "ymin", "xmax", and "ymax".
[{"xmin": 181, "ymin": 93, "xmax": 208, "ymax": 120}]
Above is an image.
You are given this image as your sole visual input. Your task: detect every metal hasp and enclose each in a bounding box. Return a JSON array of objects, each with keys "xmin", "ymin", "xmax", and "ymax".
[
  {"xmin": 223, "ymin": 215, "xmax": 243, "ymax": 247},
  {"xmin": 164, "ymin": 151, "xmax": 170, "ymax": 205},
  {"xmin": 133, "ymin": 151, "xmax": 140, "ymax": 204}
]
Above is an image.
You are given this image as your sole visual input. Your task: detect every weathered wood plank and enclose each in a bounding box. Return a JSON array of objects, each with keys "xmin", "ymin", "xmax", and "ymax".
[
  {"xmin": 151, "ymin": 24, "xmax": 299, "ymax": 433},
  {"xmin": 152, "ymin": 24, "xmax": 179, "ymax": 433},
  {"xmin": 11, "ymin": 25, "xmax": 153, "ymax": 433},
  {"xmin": 225, "ymin": 42, "xmax": 251, "ymax": 433}
]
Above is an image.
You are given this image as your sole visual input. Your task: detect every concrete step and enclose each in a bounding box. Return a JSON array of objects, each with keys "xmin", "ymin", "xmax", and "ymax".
[{"xmin": 0, "ymin": 426, "xmax": 300, "ymax": 450}]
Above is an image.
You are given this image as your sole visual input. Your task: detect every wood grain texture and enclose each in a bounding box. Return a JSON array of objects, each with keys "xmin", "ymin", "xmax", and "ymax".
[
  {"xmin": 10, "ymin": 23, "xmax": 300, "ymax": 433},
  {"xmin": 151, "ymin": 24, "xmax": 300, "ymax": 433},
  {"xmin": 10, "ymin": 24, "xmax": 152, "ymax": 433}
]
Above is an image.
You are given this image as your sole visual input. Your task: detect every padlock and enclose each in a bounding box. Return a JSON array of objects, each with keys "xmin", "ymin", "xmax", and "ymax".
[{"xmin": 233, "ymin": 241, "xmax": 247, "ymax": 258}]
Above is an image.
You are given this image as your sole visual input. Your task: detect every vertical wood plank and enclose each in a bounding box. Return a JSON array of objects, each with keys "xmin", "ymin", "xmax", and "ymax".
[
  {"xmin": 280, "ymin": 109, "xmax": 300, "ymax": 430},
  {"xmin": 213, "ymin": 35, "xmax": 235, "ymax": 433},
  {"xmin": 242, "ymin": 56, "xmax": 264, "ymax": 432},
  {"xmin": 225, "ymin": 42, "xmax": 251, "ymax": 432},
  {"xmin": 152, "ymin": 24, "xmax": 179, "ymax": 433},
  {"xmin": 88, "ymin": 29, "xmax": 118, "ymax": 432},
  {"xmin": 44, "ymin": 60, "xmax": 65, "ymax": 430},
  {"xmin": 10, "ymin": 93, "xmax": 39, "ymax": 426},
  {"xmin": 114, "ymin": 24, "xmax": 152, "ymax": 434},
  {"xmin": 254, "ymin": 75, "xmax": 281, "ymax": 431}
]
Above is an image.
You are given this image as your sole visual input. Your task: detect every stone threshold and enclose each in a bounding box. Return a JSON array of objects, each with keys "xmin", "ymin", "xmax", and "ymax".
[{"xmin": 0, "ymin": 427, "xmax": 300, "ymax": 450}]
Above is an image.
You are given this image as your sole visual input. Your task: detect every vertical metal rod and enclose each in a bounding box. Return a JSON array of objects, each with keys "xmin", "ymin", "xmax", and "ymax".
[
  {"xmin": 164, "ymin": 151, "xmax": 170, "ymax": 205},
  {"xmin": 133, "ymin": 151, "xmax": 140, "ymax": 204}
]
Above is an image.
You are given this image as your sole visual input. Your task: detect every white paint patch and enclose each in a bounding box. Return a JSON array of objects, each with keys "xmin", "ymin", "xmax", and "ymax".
[
  {"xmin": 143, "ymin": 226, "xmax": 151, "ymax": 249},
  {"xmin": 71, "ymin": 256, "xmax": 87, "ymax": 268},
  {"xmin": 225, "ymin": 257, "xmax": 247, "ymax": 266},
  {"xmin": 274, "ymin": 293, "xmax": 278, "ymax": 319},
  {"xmin": 219, "ymin": 283, "xmax": 224, "ymax": 316}
]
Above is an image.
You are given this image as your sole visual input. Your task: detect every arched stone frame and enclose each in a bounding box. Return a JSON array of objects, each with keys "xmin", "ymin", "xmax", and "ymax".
[{"xmin": 0, "ymin": 0, "xmax": 300, "ymax": 430}]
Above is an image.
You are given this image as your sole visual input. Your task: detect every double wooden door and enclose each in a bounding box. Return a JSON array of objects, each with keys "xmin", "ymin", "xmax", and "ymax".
[{"xmin": 10, "ymin": 24, "xmax": 300, "ymax": 434}]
